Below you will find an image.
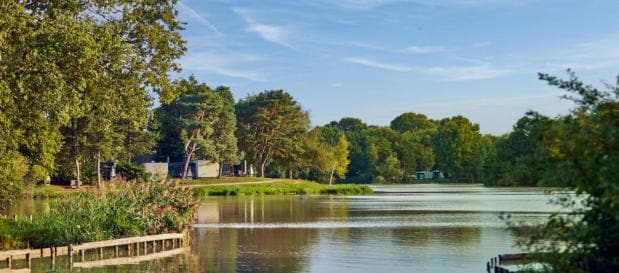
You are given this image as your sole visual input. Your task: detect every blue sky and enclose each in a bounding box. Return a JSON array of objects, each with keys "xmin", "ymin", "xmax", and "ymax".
[{"xmin": 175, "ymin": 0, "xmax": 619, "ymax": 134}]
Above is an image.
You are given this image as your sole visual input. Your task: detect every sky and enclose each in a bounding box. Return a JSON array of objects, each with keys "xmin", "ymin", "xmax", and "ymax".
[{"xmin": 175, "ymin": 0, "xmax": 619, "ymax": 134}]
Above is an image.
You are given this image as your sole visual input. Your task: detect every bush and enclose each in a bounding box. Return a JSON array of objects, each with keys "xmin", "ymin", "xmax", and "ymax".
[{"xmin": 116, "ymin": 162, "xmax": 150, "ymax": 181}]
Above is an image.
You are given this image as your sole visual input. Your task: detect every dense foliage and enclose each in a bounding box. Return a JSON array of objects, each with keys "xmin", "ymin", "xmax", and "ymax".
[
  {"xmin": 155, "ymin": 77, "xmax": 240, "ymax": 178},
  {"xmin": 517, "ymin": 71, "xmax": 619, "ymax": 273},
  {"xmin": 235, "ymin": 90, "xmax": 310, "ymax": 178},
  {"xmin": 0, "ymin": 0, "xmax": 185, "ymax": 204},
  {"xmin": 1, "ymin": 180, "xmax": 197, "ymax": 248}
]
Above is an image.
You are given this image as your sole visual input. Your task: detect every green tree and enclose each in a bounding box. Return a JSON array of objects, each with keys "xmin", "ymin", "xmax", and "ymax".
[
  {"xmin": 433, "ymin": 116, "xmax": 482, "ymax": 182},
  {"xmin": 519, "ymin": 71, "xmax": 619, "ymax": 272},
  {"xmin": 156, "ymin": 77, "xmax": 226, "ymax": 179},
  {"xmin": 393, "ymin": 129, "xmax": 436, "ymax": 180},
  {"xmin": 212, "ymin": 86, "xmax": 241, "ymax": 177},
  {"xmin": 390, "ymin": 112, "xmax": 435, "ymax": 133},
  {"xmin": 375, "ymin": 153, "xmax": 403, "ymax": 183},
  {"xmin": 235, "ymin": 90, "xmax": 309, "ymax": 177},
  {"xmin": 0, "ymin": 0, "xmax": 185, "ymax": 190},
  {"xmin": 297, "ymin": 127, "xmax": 350, "ymax": 184},
  {"xmin": 328, "ymin": 118, "xmax": 370, "ymax": 182},
  {"xmin": 478, "ymin": 134, "xmax": 501, "ymax": 186}
]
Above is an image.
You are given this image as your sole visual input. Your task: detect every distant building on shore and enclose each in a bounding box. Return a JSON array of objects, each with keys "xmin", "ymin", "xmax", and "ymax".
[{"xmin": 415, "ymin": 170, "xmax": 444, "ymax": 180}]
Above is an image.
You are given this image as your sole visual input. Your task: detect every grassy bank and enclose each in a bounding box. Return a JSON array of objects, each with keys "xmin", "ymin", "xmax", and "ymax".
[
  {"xmin": 20, "ymin": 185, "xmax": 79, "ymax": 199},
  {"xmin": 191, "ymin": 179, "xmax": 373, "ymax": 197},
  {"xmin": 1, "ymin": 180, "xmax": 198, "ymax": 250},
  {"xmin": 178, "ymin": 176, "xmax": 271, "ymax": 185}
]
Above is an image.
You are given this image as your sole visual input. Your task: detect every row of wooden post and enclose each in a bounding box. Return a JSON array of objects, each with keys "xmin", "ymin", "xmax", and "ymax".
[
  {"xmin": 4, "ymin": 253, "xmax": 32, "ymax": 269},
  {"xmin": 1, "ymin": 235, "xmax": 183, "ymax": 270},
  {"xmin": 0, "ymin": 214, "xmax": 33, "ymax": 222},
  {"xmin": 68, "ymin": 237, "xmax": 183, "ymax": 267}
]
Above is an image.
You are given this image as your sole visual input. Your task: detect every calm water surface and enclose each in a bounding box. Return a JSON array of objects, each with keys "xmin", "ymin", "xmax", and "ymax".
[{"xmin": 12, "ymin": 184, "xmax": 562, "ymax": 273}]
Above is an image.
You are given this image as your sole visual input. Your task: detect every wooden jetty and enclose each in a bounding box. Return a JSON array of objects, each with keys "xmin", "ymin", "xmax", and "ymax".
[
  {"xmin": 485, "ymin": 253, "xmax": 530, "ymax": 273},
  {"xmin": 0, "ymin": 233, "xmax": 185, "ymax": 270}
]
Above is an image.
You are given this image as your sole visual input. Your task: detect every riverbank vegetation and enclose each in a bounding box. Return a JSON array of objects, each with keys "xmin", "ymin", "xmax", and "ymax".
[
  {"xmin": 0, "ymin": 180, "xmax": 197, "ymax": 249},
  {"xmin": 191, "ymin": 180, "xmax": 373, "ymax": 197},
  {"xmin": 512, "ymin": 71, "xmax": 619, "ymax": 273}
]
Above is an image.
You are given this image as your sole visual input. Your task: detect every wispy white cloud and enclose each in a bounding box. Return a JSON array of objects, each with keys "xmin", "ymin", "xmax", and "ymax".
[
  {"xmin": 330, "ymin": 83, "xmax": 343, "ymax": 87},
  {"xmin": 344, "ymin": 57, "xmax": 413, "ymax": 72},
  {"xmin": 177, "ymin": 2, "xmax": 221, "ymax": 34},
  {"xmin": 425, "ymin": 64, "xmax": 516, "ymax": 81},
  {"xmin": 344, "ymin": 56, "xmax": 516, "ymax": 80},
  {"xmin": 307, "ymin": 0, "xmax": 536, "ymax": 10},
  {"xmin": 233, "ymin": 8, "xmax": 292, "ymax": 48},
  {"xmin": 402, "ymin": 45, "xmax": 448, "ymax": 54},
  {"xmin": 180, "ymin": 52, "xmax": 268, "ymax": 82}
]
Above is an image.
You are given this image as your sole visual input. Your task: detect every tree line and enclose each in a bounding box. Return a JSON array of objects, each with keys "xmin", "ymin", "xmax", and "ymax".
[{"xmin": 0, "ymin": 0, "xmax": 594, "ymax": 207}]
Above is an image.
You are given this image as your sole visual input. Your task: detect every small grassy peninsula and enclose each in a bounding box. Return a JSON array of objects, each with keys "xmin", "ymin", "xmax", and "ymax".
[
  {"xmin": 191, "ymin": 179, "xmax": 373, "ymax": 197},
  {"xmin": 0, "ymin": 180, "xmax": 198, "ymax": 250}
]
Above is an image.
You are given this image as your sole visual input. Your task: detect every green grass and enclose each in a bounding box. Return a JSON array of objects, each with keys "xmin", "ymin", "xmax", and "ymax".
[
  {"xmin": 177, "ymin": 176, "xmax": 271, "ymax": 185},
  {"xmin": 191, "ymin": 179, "xmax": 373, "ymax": 197},
  {"xmin": 21, "ymin": 185, "xmax": 78, "ymax": 199}
]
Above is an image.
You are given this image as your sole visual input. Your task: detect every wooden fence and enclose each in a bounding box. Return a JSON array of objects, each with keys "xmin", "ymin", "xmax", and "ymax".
[{"xmin": 0, "ymin": 233, "xmax": 185, "ymax": 270}]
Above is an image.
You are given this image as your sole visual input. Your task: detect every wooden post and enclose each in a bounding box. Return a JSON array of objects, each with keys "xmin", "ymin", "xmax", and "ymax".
[
  {"xmin": 80, "ymin": 249, "xmax": 85, "ymax": 262},
  {"xmin": 26, "ymin": 252, "xmax": 31, "ymax": 268},
  {"xmin": 128, "ymin": 243, "xmax": 132, "ymax": 256},
  {"xmin": 49, "ymin": 247, "xmax": 57, "ymax": 270},
  {"xmin": 143, "ymin": 242, "xmax": 148, "ymax": 254},
  {"xmin": 7, "ymin": 256, "xmax": 12, "ymax": 269},
  {"xmin": 51, "ymin": 246, "xmax": 56, "ymax": 267},
  {"xmin": 135, "ymin": 242, "xmax": 140, "ymax": 255},
  {"xmin": 68, "ymin": 244, "xmax": 73, "ymax": 268},
  {"xmin": 115, "ymin": 245, "xmax": 119, "ymax": 257},
  {"xmin": 172, "ymin": 238, "xmax": 176, "ymax": 248},
  {"xmin": 99, "ymin": 247, "xmax": 103, "ymax": 259}
]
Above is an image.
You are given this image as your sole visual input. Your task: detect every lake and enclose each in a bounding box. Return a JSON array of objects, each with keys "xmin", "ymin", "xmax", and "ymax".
[{"xmin": 9, "ymin": 184, "xmax": 562, "ymax": 273}]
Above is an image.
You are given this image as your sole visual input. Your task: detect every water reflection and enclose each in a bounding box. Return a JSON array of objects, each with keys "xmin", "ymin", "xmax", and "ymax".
[{"xmin": 11, "ymin": 184, "xmax": 559, "ymax": 273}]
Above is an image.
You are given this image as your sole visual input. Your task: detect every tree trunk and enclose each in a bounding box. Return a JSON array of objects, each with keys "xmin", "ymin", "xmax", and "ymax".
[
  {"xmin": 329, "ymin": 161, "xmax": 338, "ymax": 186},
  {"xmin": 96, "ymin": 152, "xmax": 101, "ymax": 188},
  {"xmin": 75, "ymin": 157, "xmax": 81, "ymax": 189},
  {"xmin": 182, "ymin": 143, "xmax": 197, "ymax": 179},
  {"xmin": 218, "ymin": 162, "xmax": 223, "ymax": 179},
  {"xmin": 182, "ymin": 153, "xmax": 192, "ymax": 179},
  {"xmin": 260, "ymin": 161, "xmax": 266, "ymax": 178},
  {"xmin": 289, "ymin": 170, "xmax": 293, "ymax": 179}
]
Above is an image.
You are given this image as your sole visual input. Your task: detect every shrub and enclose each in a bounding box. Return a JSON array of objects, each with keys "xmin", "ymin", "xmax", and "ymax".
[{"xmin": 116, "ymin": 162, "xmax": 150, "ymax": 181}]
